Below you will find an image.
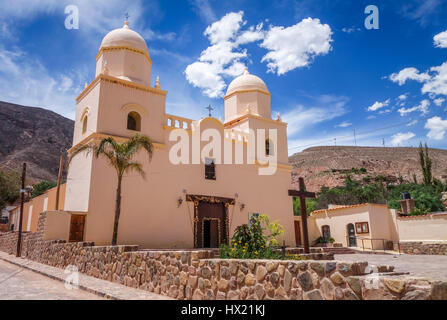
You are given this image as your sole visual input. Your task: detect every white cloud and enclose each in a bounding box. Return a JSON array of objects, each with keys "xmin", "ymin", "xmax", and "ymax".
[
  {"xmin": 421, "ymin": 62, "xmax": 447, "ymax": 96},
  {"xmin": 283, "ymin": 95, "xmax": 348, "ymax": 137},
  {"xmin": 189, "ymin": 0, "xmax": 216, "ymax": 24},
  {"xmin": 425, "ymin": 116, "xmax": 447, "ymax": 140},
  {"xmin": 0, "ymin": 47, "xmax": 83, "ymax": 119},
  {"xmin": 367, "ymin": 99, "xmax": 390, "ymax": 111},
  {"xmin": 398, "ymin": 99, "xmax": 430, "ymax": 116},
  {"xmin": 389, "ymin": 67, "xmax": 430, "ymax": 85},
  {"xmin": 433, "ymin": 97, "xmax": 445, "ymax": 106},
  {"xmin": 260, "ymin": 18, "xmax": 333, "ymax": 75},
  {"xmin": 185, "ymin": 12, "xmax": 334, "ymax": 98},
  {"xmin": 342, "ymin": 27, "xmax": 361, "ymax": 34},
  {"xmin": 407, "ymin": 120, "xmax": 419, "ymax": 126},
  {"xmin": 335, "ymin": 121, "xmax": 352, "ymax": 128},
  {"xmin": 391, "ymin": 132, "xmax": 415, "ymax": 146},
  {"xmin": 434, "ymin": 30, "xmax": 447, "ymax": 48},
  {"xmin": 398, "ymin": 94, "xmax": 408, "ymax": 100}
]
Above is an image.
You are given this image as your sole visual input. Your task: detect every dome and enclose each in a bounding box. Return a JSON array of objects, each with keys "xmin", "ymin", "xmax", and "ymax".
[
  {"xmin": 100, "ymin": 22, "xmax": 149, "ymax": 54},
  {"xmin": 225, "ymin": 68, "xmax": 269, "ymax": 97}
]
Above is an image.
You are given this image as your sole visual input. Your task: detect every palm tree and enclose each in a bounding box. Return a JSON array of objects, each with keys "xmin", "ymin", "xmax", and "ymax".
[{"xmin": 68, "ymin": 134, "xmax": 154, "ymax": 245}]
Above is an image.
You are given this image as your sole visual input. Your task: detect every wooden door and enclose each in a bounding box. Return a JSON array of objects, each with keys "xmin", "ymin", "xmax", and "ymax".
[
  {"xmin": 69, "ymin": 215, "xmax": 85, "ymax": 242},
  {"xmin": 294, "ymin": 220, "xmax": 302, "ymax": 247},
  {"xmin": 197, "ymin": 202, "xmax": 226, "ymax": 248},
  {"xmin": 347, "ymin": 223, "xmax": 356, "ymax": 247}
]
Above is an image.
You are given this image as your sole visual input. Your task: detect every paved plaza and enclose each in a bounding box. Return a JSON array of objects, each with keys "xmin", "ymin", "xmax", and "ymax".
[
  {"xmin": 335, "ymin": 253, "xmax": 447, "ymax": 281},
  {"xmin": 0, "ymin": 259, "xmax": 104, "ymax": 300}
]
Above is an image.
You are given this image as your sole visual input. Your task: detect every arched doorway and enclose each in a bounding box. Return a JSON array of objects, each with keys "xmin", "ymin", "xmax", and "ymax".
[{"xmin": 347, "ymin": 223, "xmax": 356, "ymax": 247}]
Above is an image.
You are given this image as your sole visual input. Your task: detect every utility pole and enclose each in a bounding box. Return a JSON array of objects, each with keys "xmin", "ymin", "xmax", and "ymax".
[
  {"xmin": 383, "ymin": 138, "xmax": 385, "ymax": 148},
  {"xmin": 55, "ymin": 154, "xmax": 64, "ymax": 211},
  {"xmin": 16, "ymin": 163, "xmax": 26, "ymax": 258},
  {"xmin": 334, "ymin": 138, "xmax": 337, "ymax": 146},
  {"xmin": 354, "ymin": 129, "xmax": 357, "ymax": 146}
]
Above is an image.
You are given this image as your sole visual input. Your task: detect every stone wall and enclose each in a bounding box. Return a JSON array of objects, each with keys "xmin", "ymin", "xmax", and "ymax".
[
  {"xmin": 0, "ymin": 212, "xmax": 446, "ymax": 300},
  {"xmin": 399, "ymin": 242, "xmax": 447, "ymax": 255}
]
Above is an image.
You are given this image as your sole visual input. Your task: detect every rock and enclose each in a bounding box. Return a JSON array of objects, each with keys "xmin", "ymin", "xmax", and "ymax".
[
  {"xmin": 256, "ymin": 266, "xmax": 268, "ymax": 282},
  {"xmin": 346, "ymin": 277, "xmax": 362, "ymax": 297},
  {"xmin": 228, "ymin": 290, "xmax": 241, "ymax": 300},
  {"xmin": 200, "ymin": 266, "xmax": 212, "ymax": 279},
  {"xmin": 188, "ymin": 275, "xmax": 198, "ymax": 288},
  {"xmin": 337, "ymin": 262, "xmax": 353, "ymax": 276},
  {"xmin": 269, "ymin": 286, "xmax": 285, "ymax": 300},
  {"xmin": 343, "ymin": 288, "xmax": 359, "ymax": 300},
  {"xmin": 384, "ymin": 278, "xmax": 406, "ymax": 294},
  {"xmin": 179, "ymin": 271, "xmax": 188, "ymax": 286},
  {"xmin": 220, "ymin": 266, "xmax": 230, "ymax": 280},
  {"xmin": 218, "ymin": 279, "xmax": 229, "ymax": 291},
  {"xmin": 245, "ymin": 273, "xmax": 256, "ymax": 286},
  {"xmin": 229, "ymin": 276, "xmax": 237, "ymax": 290},
  {"xmin": 192, "ymin": 289, "xmax": 204, "ymax": 300},
  {"xmin": 255, "ymin": 283, "xmax": 265, "ymax": 299},
  {"xmin": 287, "ymin": 262, "xmax": 299, "ymax": 274},
  {"xmin": 298, "ymin": 262, "xmax": 308, "ymax": 271},
  {"xmin": 240, "ymin": 287, "xmax": 249, "ymax": 300},
  {"xmin": 320, "ymin": 278, "xmax": 335, "ymax": 300},
  {"xmin": 270, "ymin": 272, "xmax": 280, "ymax": 287},
  {"xmin": 266, "ymin": 261, "xmax": 279, "ymax": 273},
  {"xmin": 237, "ymin": 270, "xmax": 245, "ymax": 284},
  {"xmin": 305, "ymin": 289, "xmax": 324, "ymax": 300},
  {"xmin": 330, "ymin": 272, "xmax": 345, "ymax": 286},
  {"xmin": 128, "ymin": 264, "xmax": 137, "ymax": 277},
  {"xmin": 290, "ymin": 288, "xmax": 304, "ymax": 300},
  {"xmin": 277, "ymin": 264, "xmax": 285, "ymax": 277},
  {"xmin": 335, "ymin": 287, "xmax": 344, "ymax": 300},
  {"xmin": 402, "ymin": 290, "xmax": 428, "ymax": 300},
  {"xmin": 297, "ymin": 271, "xmax": 313, "ymax": 291},
  {"xmin": 264, "ymin": 281, "xmax": 275, "ymax": 297},
  {"xmin": 430, "ymin": 281, "xmax": 447, "ymax": 300},
  {"xmin": 284, "ymin": 269, "xmax": 292, "ymax": 293},
  {"xmin": 310, "ymin": 262, "xmax": 325, "ymax": 277},
  {"xmin": 229, "ymin": 261, "xmax": 238, "ymax": 275},
  {"xmin": 325, "ymin": 262, "xmax": 337, "ymax": 275}
]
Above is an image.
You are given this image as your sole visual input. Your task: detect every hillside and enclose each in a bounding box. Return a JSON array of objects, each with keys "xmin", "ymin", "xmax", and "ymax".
[
  {"xmin": 0, "ymin": 101, "xmax": 74, "ymax": 182},
  {"xmin": 290, "ymin": 146, "xmax": 447, "ymax": 192}
]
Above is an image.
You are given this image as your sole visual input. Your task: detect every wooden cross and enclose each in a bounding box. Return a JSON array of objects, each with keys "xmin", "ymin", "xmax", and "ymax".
[
  {"xmin": 206, "ymin": 105, "xmax": 214, "ymax": 117},
  {"xmin": 125, "ymin": 12, "xmax": 130, "ymax": 22},
  {"xmin": 288, "ymin": 177, "xmax": 316, "ymax": 254}
]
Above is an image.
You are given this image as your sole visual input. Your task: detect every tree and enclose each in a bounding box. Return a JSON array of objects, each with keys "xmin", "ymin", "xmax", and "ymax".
[
  {"xmin": 419, "ymin": 142, "xmax": 433, "ymax": 185},
  {"xmin": 31, "ymin": 181, "xmax": 57, "ymax": 198},
  {"xmin": 68, "ymin": 134, "xmax": 154, "ymax": 245},
  {"xmin": 0, "ymin": 168, "xmax": 21, "ymax": 210}
]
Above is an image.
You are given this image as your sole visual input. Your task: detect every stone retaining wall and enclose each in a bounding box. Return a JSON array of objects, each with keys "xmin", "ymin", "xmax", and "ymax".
[
  {"xmin": 399, "ymin": 242, "xmax": 447, "ymax": 255},
  {"xmin": 0, "ymin": 212, "xmax": 446, "ymax": 300}
]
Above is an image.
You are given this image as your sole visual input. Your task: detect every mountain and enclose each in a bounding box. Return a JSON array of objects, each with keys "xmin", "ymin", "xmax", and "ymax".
[
  {"xmin": 289, "ymin": 146, "xmax": 447, "ymax": 192},
  {"xmin": 0, "ymin": 101, "xmax": 74, "ymax": 182}
]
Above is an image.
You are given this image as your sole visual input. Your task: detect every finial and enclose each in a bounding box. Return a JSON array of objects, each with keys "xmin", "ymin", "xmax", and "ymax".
[
  {"xmin": 277, "ymin": 112, "xmax": 281, "ymax": 121},
  {"xmin": 155, "ymin": 76, "xmax": 161, "ymax": 89},
  {"xmin": 244, "ymin": 67, "xmax": 249, "ymax": 75},
  {"xmin": 84, "ymin": 82, "xmax": 88, "ymax": 89},
  {"xmin": 124, "ymin": 12, "xmax": 130, "ymax": 28}
]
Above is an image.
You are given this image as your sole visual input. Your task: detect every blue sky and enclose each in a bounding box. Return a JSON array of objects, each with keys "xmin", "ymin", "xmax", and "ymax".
[{"xmin": 0, "ymin": 0, "xmax": 447, "ymax": 154}]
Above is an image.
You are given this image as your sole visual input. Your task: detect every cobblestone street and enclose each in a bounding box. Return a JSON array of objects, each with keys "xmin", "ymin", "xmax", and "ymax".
[
  {"xmin": 0, "ymin": 259, "xmax": 104, "ymax": 300},
  {"xmin": 335, "ymin": 254, "xmax": 447, "ymax": 281}
]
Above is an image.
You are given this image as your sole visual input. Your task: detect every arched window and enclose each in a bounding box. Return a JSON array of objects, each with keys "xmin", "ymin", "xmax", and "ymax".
[
  {"xmin": 82, "ymin": 116, "xmax": 88, "ymax": 134},
  {"xmin": 322, "ymin": 225, "xmax": 331, "ymax": 242},
  {"xmin": 266, "ymin": 139, "xmax": 274, "ymax": 156},
  {"xmin": 127, "ymin": 112, "xmax": 141, "ymax": 131}
]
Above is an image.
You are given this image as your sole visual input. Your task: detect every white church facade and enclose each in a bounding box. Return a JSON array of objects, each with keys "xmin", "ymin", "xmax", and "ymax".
[{"xmin": 63, "ymin": 21, "xmax": 295, "ymax": 249}]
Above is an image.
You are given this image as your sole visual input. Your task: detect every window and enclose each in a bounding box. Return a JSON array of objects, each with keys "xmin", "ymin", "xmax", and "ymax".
[
  {"xmin": 205, "ymin": 157, "xmax": 216, "ymax": 180},
  {"xmin": 82, "ymin": 116, "xmax": 88, "ymax": 134},
  {"xmin": 355, "ymin": 222, "xmax": 369, "ymax": 234},
  {"xmin": 322, "ymin": 225, "xmax": 331, "ymax": 242},
  {"xmin": 266, "ymin": 139, "xmax": 274, "ymax": 156},
  {"xmin": 127, "ymin": 112, "xmax": 141, "ymax": 131}
]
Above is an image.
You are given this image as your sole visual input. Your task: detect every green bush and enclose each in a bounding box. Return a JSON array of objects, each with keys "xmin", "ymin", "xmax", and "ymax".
[
  {"xmin": 31, "ymin": 181, "xmax": 57, "ymax": 198},
  {"xmin": 219, "ymin": 215, "xmax": 284, "ymax": 260},
  {"xmin": 387, "ymin": 183, "xmax": 445, "ymax": 213}
]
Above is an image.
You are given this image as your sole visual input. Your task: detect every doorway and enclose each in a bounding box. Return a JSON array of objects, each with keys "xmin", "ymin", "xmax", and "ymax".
[
  {"xmin": 69, "ymin": 215, "xmax": 85, "ymax": 242},
  {"xmin": 197, "ymin": 202, "xmax": 226, "ymax": 248},
  {"xmin": 347, "ymin": 223, "xmax": 357, "ymax": 247}
]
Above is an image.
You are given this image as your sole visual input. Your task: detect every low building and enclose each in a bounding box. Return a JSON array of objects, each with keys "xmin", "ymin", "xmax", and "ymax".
[{"xmin": 294, "ymin": 203, "xmax": 447, "ymax": 251}]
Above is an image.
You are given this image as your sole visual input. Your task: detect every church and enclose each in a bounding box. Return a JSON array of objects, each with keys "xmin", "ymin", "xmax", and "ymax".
[{"xmin": 62, "ymin": 21, "xmax": 295, "ymax": 249}]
